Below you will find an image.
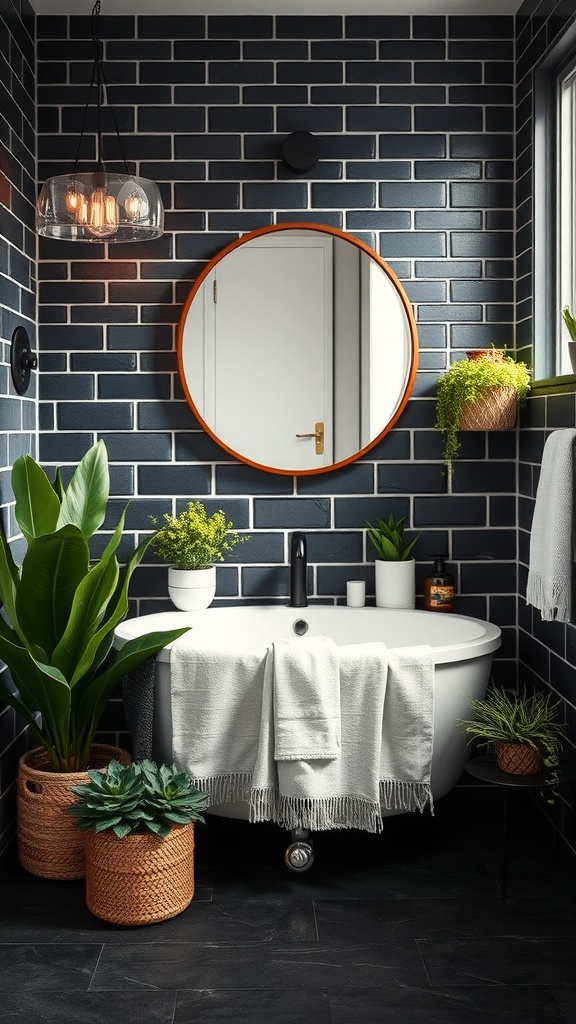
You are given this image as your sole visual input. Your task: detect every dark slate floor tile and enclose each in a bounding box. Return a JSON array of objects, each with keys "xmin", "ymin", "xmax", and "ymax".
[
  {"xmin": 0, "ymin": 944, "xmax": 102, "ymax": 991},
  {"xmin": 89, "ymin": 939, "xmax": 429, "ymax": 990},
  {"xmin": 0, "ymin": 895, "xmax": 316, "ymax": 943},
  {"xmin": 202, "ymin": 813, "xmax": 500, "ymax": 902},
  {"xmin": 419, "ymin": 935, "xmax": 576, "ymax": 986},
  {"xmin": 328, "ymin": 985, "xmax": 567, "ymax": 1024},
  {"xmin": 0, "ymin": 990, "xmax": 176, "ymax": 1024},
  {"xmin": 314, "ymin": 895, "xmax": 576, "ymax": 942},
  {"xmin": 174, "ymin": 988, "xmax": 332, "ymax": 1024},
  {"xmin": 551, "ymin": 985, "xmax": 576, "ymax": 1023},
  {"xmin": 484, "ymin": 855, "xmax": 576, "ymax": 898}
]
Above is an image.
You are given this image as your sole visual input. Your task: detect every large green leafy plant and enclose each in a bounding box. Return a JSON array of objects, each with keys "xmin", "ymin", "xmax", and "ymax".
[
  {"xmin": 69, "ymin": 759, "xmax": 208, "ymax": 839},
  {"xmin": 150, "ymin": 500, "xmax": 247, "ymax": 570},
  {"xmin": 0, "ymin": 441, "xmax": 189, "ymax": 772}
]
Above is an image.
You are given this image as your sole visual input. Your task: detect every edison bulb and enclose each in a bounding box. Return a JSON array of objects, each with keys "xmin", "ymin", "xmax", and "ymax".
[{"xmin": 124, "ymin": 191, "xmax": 142, "ymax": 218}]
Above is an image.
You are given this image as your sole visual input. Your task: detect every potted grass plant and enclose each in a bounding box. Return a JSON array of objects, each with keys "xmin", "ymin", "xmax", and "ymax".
[
  {"xmin": 435, "ymin": 349, "xmax": 531, "ymax": 473},
  {"xmin": 0, "ymin": 440, "xmax": 189, "ymax": 879},
  {"xmin": 458, "ymin": 685, "xmax": 565, "ymax": 785},
  {"xmin": 149, "ymin": 500, "xmax": 248, "ymax": 611},
  {"xmin": 69, "ymin": 758, "xmax": 208, "ymax": 925},
  {"xmin": 366, "ymin": 513, "xmax": 421, "ymax": 609},
  {"xmin": 562, "ymin": 306, "xmax": 576, "ymax": 374}
]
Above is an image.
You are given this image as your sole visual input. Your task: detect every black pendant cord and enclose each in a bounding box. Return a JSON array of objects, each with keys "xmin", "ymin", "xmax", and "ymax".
[{"xmin": 70, "ymin": 0, "xmax": 131, "ymax": 182}]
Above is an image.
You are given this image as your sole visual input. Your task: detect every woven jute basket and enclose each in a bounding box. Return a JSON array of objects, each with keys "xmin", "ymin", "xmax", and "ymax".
[
  {"xmin": 459, "ymin": 385, "xmax": 518, "ymax": 432},
  {"xmin": 495, "ymin": 741, "xmax": 545, "ymax": 776},
  {"xmin": 17, "ymin": 744, "xmax": 131, "ymax": 880},
  {"xmin": 85, "ymin": 823, "xmax": 195, "ymax": 926}
]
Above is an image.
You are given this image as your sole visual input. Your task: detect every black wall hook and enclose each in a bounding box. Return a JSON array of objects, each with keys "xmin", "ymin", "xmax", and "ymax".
[
  {"xmin": 10, "ymin": 326, "xmax": 37, "ymax": 395},
  {"xmin": 282, "ymin": 131, "xmax": 320, "ymax": 173}
]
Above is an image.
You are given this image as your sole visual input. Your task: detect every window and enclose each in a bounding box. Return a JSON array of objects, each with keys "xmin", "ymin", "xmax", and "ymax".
[
  {"xmin": 557, "ymin": 59, "xmax": 576, "ymax": 376},
  {"xmin": 532, "ymin": 23, "xmax": 576, "ymax": 382}
]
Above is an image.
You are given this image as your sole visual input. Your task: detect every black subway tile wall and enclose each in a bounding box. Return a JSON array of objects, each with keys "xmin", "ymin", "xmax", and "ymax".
[
  {"xmin": 37, "ymin": 14, "xmax": 516, "ymax": 658},
  {"xmin": 34, "ymin": 14, "xmax": 520, "ymax": 775},
  {"xmin": 516, "ymin": 1, "xmax": 576, "ymax": 858},
  {"xmin": 0, "ymin": 0, "xmax": 36, "ymax": 853}
]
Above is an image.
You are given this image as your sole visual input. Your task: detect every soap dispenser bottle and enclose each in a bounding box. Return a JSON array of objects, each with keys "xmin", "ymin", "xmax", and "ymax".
[{"xmin": 424, "ymin": 556, "xmax": 455, "ymax": 612}]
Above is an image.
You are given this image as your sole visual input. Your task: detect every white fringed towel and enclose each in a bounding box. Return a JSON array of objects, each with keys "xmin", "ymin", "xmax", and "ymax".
[
  {"xmin": 169, "ymin": 632, "xmax": 434, "ymax": 832},
  {"xmin": 169, "ymin": 632, "xmax": 265, "ymax": 805},
  {"xmin": 271, "ymin": 636, "xmax": 341, "ymax": 761},
  {"xmin": 381, "ymin": 645, "xmax": 434, "ymax": 813},
  {"xmin": 526, "ymin": 428, "xmax": 576, "ymax": 622},
  {"xmin": 250, "ymin": 642, "xmax": 434, "ymax": 833},
  {"xmin": 251, "ymin": 641, "xmax": 389, "ymax": 832}
]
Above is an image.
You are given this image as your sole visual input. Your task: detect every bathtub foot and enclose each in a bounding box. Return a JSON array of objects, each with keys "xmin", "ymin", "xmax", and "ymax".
[{"xmin": 284, "ymin": 828, "xmax": 314, "ymax": 872}]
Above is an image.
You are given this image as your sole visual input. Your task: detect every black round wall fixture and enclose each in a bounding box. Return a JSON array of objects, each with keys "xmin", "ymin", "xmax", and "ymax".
[
  {"xmin": 10, "ymin": 326, "xmax": 37, "ymax": 396},
  {"xmin": 282, "ymin": 131, "xmax": 320, "ymax": 173}
]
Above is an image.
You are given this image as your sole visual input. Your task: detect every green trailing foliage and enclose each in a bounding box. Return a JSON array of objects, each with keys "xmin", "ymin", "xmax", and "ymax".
[
  {"xmin": 458, "ymin": 685, "xmax": 565, "ymax": 787},
  {"xmin": 435, "ymin": 353, "xmax": 531, "ymax": 469},
  {"xmin": 68, "ymin": 759, "xmax": 208, "ymax": 839},
  {"xmin": 0, "ymin": 441, "xmax": 190, "ymax": 772},
  {"xmin": 149, "ymin": 500, "xmax": 248, "ymax": 571},
  {"xmin": 366, "ymin": 514, "xmax": 420, "ymax": 561}
]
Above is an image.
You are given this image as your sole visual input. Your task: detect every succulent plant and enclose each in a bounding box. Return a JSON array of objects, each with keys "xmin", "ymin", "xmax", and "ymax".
[
  {"xmin": 68, "ymin": 759, "xmax": 208, "ymax": 839},
  {"xmin": 366, "ymin": 514, "xmax": 420, "ymax": 562}
]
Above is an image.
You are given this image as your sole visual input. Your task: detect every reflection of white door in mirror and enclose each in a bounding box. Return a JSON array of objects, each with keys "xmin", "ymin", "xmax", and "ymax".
[
  {"xmin": 177, "ymin": 223, "xmax": 419, "ymax": 476},
  {"xmin": 184, "ymin": 233, "xmax": 334, "ymax": 470}
]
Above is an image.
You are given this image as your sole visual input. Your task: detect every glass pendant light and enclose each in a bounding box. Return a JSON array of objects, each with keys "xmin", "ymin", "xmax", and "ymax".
[{"xmin": 36, "ymin": 1, "xmax": 163, "ymax": 243}]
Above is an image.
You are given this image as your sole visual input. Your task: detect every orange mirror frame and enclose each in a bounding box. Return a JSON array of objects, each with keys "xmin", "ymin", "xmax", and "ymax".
[{"xmin": 176, "ymin": 222, "xmax": 419, "ymax": 476}]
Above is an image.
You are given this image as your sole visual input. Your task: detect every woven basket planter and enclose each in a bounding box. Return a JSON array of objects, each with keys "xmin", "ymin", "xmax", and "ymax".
[
  {"xmin": 495, "ymin": 741, "xmax": 545, "ymax": 776},
  {"xmin": 17, "ymin": 744, "xmax": 131, "ymax": 880},
  {"xmin": 459, "ymin": 385, "xmax": 518, "ymax": 432},
  {"xmin": 85, "ymin": 823, "xmax": 195, "ymax": 926}
]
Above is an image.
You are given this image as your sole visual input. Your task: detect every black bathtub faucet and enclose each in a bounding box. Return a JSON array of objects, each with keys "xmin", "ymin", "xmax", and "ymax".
[{"xmin": 289, "ymin": 531, "xmax": 308, "ymax": 607}]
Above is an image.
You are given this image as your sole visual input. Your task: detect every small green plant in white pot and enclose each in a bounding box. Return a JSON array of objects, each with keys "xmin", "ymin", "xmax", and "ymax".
[
  {"xmin": 150, "ymin": 501, "xmax": 248, "ymax": 611},
  {"xmin": 366, "ymin": 514, "xmax": 421, "ymax": 609}
]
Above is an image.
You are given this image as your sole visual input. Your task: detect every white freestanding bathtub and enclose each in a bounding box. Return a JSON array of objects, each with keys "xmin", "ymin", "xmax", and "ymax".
[{"xmin": 115, "ymin": 605, "xmax": 501, "ymax": 822}]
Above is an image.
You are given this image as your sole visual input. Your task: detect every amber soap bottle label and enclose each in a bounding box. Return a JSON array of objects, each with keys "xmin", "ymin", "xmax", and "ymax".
[{"xmin": 424, "ymin": 557, "xmax": 455, "ymax": 612}]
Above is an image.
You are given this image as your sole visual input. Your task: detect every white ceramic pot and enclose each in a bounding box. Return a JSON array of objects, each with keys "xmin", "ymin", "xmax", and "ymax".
[
  {"xmin": 168, "ymin": 566, "xmax": 216, "ymax": 611},
  {"xmin": 374, "ymin": 558, "xmax": 415, "ymax": 609}
]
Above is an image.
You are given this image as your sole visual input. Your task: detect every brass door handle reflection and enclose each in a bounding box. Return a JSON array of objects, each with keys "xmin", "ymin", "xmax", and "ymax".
[{"xmin": 295, "ymin": 422, "xmax": 324, "ymax": 455}]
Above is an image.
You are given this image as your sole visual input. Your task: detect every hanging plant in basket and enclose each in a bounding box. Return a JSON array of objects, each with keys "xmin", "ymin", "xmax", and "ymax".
[{"xmin": 435, "ymin": 350, "xmax": 531, "ymax": 472}]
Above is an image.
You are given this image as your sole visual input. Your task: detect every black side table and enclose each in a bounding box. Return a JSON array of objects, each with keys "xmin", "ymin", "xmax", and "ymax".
[{"xmin": 465, "ymin": 754, "xmax": 576, "ymax": 899}]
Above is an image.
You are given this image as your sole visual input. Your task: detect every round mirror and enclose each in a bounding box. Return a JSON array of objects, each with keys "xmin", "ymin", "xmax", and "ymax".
[{"xmin": 177, "ymin": 223, "xmax": 418, "ymax": 476}]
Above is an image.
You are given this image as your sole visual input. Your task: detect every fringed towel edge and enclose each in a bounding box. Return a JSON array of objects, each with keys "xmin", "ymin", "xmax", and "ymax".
[
  {"xmin": 250, "ymin": 788, "xmax": 385, "ymax": 833},
  {"xmin": 379, "ymin": 779, "xmax": 434, "ymax": 815},
  {"xmin": 526, "ymin": 572, "xmax": 571, "ymax": 622}
]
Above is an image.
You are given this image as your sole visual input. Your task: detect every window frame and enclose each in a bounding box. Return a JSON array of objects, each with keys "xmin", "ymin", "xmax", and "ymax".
[{"xmin": 532, "ymin": 21, "xmax": 576, "ymax": 388}]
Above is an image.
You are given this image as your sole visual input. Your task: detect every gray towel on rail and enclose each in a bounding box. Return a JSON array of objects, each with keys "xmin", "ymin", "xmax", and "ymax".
[
  {"xmin": 526, "ymin": 428, "xmax": 576, "ymax": 622},
  {"xmin": 122, "ymin": 656, "xmax": 156, "ymax": 760}
]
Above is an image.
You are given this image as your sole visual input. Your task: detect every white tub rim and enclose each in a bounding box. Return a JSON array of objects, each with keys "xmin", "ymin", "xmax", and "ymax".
[{"xmin": 114, "ymin": 605, "xmax": 501, "ymax": 666}]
